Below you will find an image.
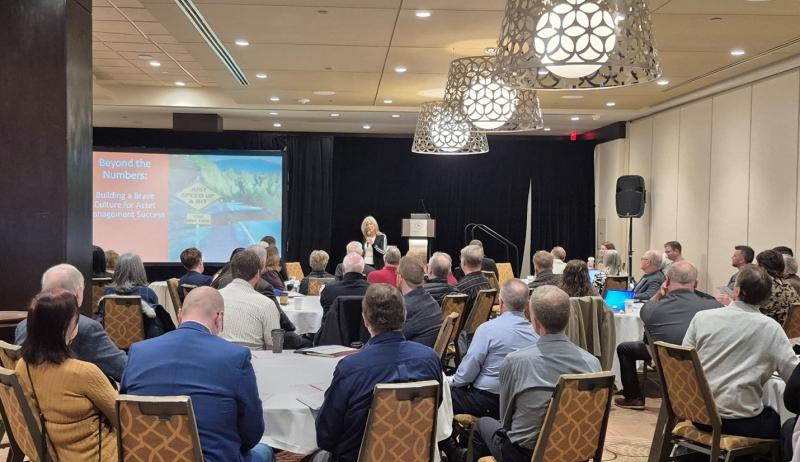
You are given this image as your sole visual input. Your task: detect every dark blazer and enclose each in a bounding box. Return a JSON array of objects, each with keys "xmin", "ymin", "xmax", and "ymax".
[
  {"xmin": 120, "ymin": 322, "xmax": 264, "ymax": 462},
  {"xmin": 320, "ymin": 272, "xmax": 370, "ymax": 314},
  {"xmin": 334, "ymin": 263, "xmax": 375, "ymax": 281},
  {"xmin": 16, "ymin": 315, "xmax": 127, "ymax": 382},
  {"xmin": 633, "ymin": 270, "xmax": 665, "ymax": 301},
  {"xmin": 402, "ymin": 287, "xmax": 443, "ymax": 348},
  {"xmin": 178, "ymin": 270, "xmax": 212, "ymax": 287},
  {"xmin": 299, "ymin": 271, "xmax": 335, "ymax": 295},
  {"xmin": 363, "ymin": 233, "xmax": 387, "ymax": 269},
  {"xmin": 423, "ymin": 278, "xmax": 458, "ymax": 305},
  {"xmin": 640, "ymin": 289, "xmax": 722, "ymax": 345}
]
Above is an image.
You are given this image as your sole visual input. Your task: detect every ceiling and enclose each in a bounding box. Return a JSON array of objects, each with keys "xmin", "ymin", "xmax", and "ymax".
[{"xmin": 92, "ymin": 0, "xmax": 800, "ymax": 136}]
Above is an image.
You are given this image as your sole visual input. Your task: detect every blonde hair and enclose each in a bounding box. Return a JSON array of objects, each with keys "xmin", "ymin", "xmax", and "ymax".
[
  {"xmin": 309, "ymin": 250, "xmax": 330, "ymax": 272},
  {"xmin": 361, "ymin": 216, "xmax": 379, "ymax": 237},
  {"xmin": 265, "ymin": 246, "xmax": 281, "ymax": 271}
]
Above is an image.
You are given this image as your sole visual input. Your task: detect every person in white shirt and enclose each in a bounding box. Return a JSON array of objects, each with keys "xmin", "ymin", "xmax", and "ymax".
[
  {"xmin": 219, "ymin": 249, "xmax": 281, "ymax": 350},
  {"xmin": 550, "ymin": 246, "xmax": 567, "ymax": 275},
  {"xmin": 683, "ymin": 264, "xmax": 798, "ymax": 439}
]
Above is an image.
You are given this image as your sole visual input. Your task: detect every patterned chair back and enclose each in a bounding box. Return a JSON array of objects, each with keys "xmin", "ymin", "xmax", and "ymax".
[
  {"xmin": 784, "ymin": 304, "xmax": 800, "ymax": 339},
  {"xmin": 464, "ymin": 289, "xmax": 498, "ymax": 335},
  {"xmin": 116, "ymin": 395, "xmax": 203, "ymax": 462},
  {"xmin": 433, "ymin": 312, "xmax": 460, "ymax": 360},
  {"xmin": 496, "ymin": 263, "xmax": 514, "ymax": 286},
  {"xmin": 102, "ymin": 295, "xmax": 145, "ymax": 350},
  {"xmin": 166, "ymin": 278, "xmax": 183, "ymax": 312},
  {"xmin": 482, "ymin": 271, "xmax": 500, "ymax": 291},
  {"xmin": 308, "ymin": 278, "xmax": 335, "ymax": 296},
  {"xmin": 0, "ymin": 367, "xmax": 55, "ymax": 462},
  {"xmin": 358, "ymin": 380, "xmax": 439, "ymax": 462},
  {"xmin": 652, "ymin": 341, "xmax": 720, "ymax": 428},
  {"xmin": 532, "ymin": 372, "xmax": 614, "ymax": 462},
  {"xmin": 441, "ymin": 294, "xmax": 468, "ymax": 344},
  {"xmin": 286, "ymin": 262, "xmax": 305, "ymax": 281},
  {"xmin": 0, "ymin": 341, "xmax": 22, "ymax": 370},
  {"xmin": 91, "ymin": 277, "xmax": 112, "ymax": 316}
]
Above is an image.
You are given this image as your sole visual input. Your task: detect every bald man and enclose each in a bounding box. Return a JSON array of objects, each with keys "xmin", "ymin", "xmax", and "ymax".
[
  {"xmin": 16, "ymin": 264, "xmax": 127, "ymax": 381},
  {"xmin": 121, "ymin": 287, "xmax": 273, "ymax": 462}
]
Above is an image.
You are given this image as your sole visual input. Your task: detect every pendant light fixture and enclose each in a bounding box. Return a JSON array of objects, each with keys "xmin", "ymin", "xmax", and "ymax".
[{"xmin": 411, "ymin": 102, "xmax": 490, "ymax": 155}]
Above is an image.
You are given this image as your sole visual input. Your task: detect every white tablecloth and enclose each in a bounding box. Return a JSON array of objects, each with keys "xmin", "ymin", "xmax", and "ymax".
[
  {"xmin": 611, "ymin": 309, "xmax": 645, "ymax": 389},
  {"xmin": 149, "ymin": 281, "xmax": 177, "ymax": 325},
  {"xmin": 251, "ymin": 350, "xmax": 453, "ymax": 457},
  {"xmin": 281, "ymin": 296, "xmax": 324, "ymax": 335}
]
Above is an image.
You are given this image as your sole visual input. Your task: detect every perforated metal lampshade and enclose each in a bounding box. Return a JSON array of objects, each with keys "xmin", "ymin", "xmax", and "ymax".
[
  {"xmin": 495, "ymin": 0, "xmax": 661, "ymax": 90},
  {"xmin": 411, "ymin": 102, "xmax": 490, "ymax": 155},
  {"xmin": 443, "ymin": 55, "xmax": 543, "ymax": 132}
]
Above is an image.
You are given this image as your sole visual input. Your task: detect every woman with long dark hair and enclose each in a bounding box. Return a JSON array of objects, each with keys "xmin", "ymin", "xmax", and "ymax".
[
  {"xmin": 559, "ymin": 259, "xmax": 599, "ymax": 297},
  {"xmin": 756, "ymin": 249, "xmax": 800, "ymax": 324},
  {"xmin": 17, "ymin": 289, "xmax": 118, "ymax": 461}
]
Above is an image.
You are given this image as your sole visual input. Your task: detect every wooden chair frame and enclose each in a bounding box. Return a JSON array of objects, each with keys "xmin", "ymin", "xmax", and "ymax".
[
  {"xmin": 433, "ymin": 312, "xmax": 460, "ymax": 361},
  {"xmin": 91, "ymin": 277, "xmax": 112, "ymax": 316},
  {"xmin": 441, "ymin": 294, "xmax": 468, "ymax": 343},
  {"xmin": 0, "ymin": 341, "xmax": 22, "ymax": 371},
  {"xmin": 464, "ymin": 289, "xmax": 498, "ymax": 336},
  {"xmin": 482, "ymin": 271, "xmax": 500, "ymax": 291},
  {"xmin": 166, "ymin": 278, "xmax": 183, "ymax": 313},
  {"xmin": 116, "ymin": 395, "xmax": 204, "ymax": 462}
]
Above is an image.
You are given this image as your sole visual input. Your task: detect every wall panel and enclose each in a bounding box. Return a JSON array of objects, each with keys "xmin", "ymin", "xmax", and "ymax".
[
  {"xmin": 594, "ymin": 138, "xmax": 629, "ymax": 263},
  {"xmin": 628, "ymin": 118, "xmax": 653, "ymax": 278},
  {"xmin": 649, "ymin": 109, "xmax": 681, "ymax": 256}
]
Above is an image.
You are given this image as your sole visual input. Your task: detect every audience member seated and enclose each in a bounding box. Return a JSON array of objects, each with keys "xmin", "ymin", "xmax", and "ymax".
[
  {"xmin": 593, "ymin": 249, "xmax": 624, "ymax": 294},
  {"xmin": 312, "ymin": 284, "xmax": 442, "ymax": 462},
  {"xmin": 320, "ymin": 253, "xmax": 370, "ymax": 316},
  {"xmin": 467, "ymin": 286, "xmax": 601, "ymax": 462},
  {"xmin": 397, "ymin": 256, "xmax": 442, "ymax": 348},
  {"xmin": 212, "ymin": 247, "xmax": 245, "ymax": 287},
  {"xmin": 558, "ymin": 259, "xmax": 598, "ymax": 297},
  {"xmin": 104, "ymin": 249, "xmax": 118, "ymax": 275},
  {"xmin": 664, "ymin": 240, "xmax": 684, "ymax": 264},
  {"xmin": 262, "ymin": 246, "xmax": 286, "ymax": 291},
  {"xmin": 614, "ymin": 261, "xmax": 721, "ymax": 410},
  {"xmin": 334, "ymin": 241, "xmax": 376, "ymax": 280},
  {"xmin": 424, "ymin": 251, "xmax": 459, "ymax": 304},
  {"xmin": 18, "ymin": 289, "xmax": 118, "ymax": 461},
  {"xmin": 450, "ymin": 279, "xmax": 538, "ymax": 419},
  {"xmin": 597, "ymin": 241, "xmax": 615, "ymax": 270},
  {"xmin": 16, "ymin": 264, "xmax": 126, "ymax": 381},
  {"xmin": 299, "ymin": 250, "xmax": 335, "ymax": 295},
  {"xmin": 456, "ymin": 244, "xmax": 492, "ymax": 319},
  {"xmin": 551, "ymin": 246, "xmax": 567, "ymax": 274},
  {"xmin": 366, "ymin": 245, "xmax": 401, "ymax": 286},
  {"xmin": 92, "ymin": 245, "xmax": 112, "ymax": 278},
  {"xmin": 261, "ymin": 235, "xmax": 288, "ymax": 281},
  {"xmin": 633, "ymin": 250, "xmax": 665, "ymax": 301},
  {"xmin": 775, "ymin": 246, "xmax": 795, "ymax": 257},
  {"xmin": 528, "ymin": 250, "xmax": 561, "ymax": 290},
  {"xmin": 784, "ymin": 254, "xmax": 800, "ymax": 297},
  {"xmin": 684, "ymin": 265, "xmax": 798, "ymax": 439},
  {"xmin": 219, "ymin": 250, "xmax": 281, "ymax": 350},
  {"xmin": 178, "ymin": 247, "xmax": 213, "ymax": 287},
  {"xmin": 727, "ymin": 245, "xmax": 755, "ymax": 289},
  {"xmin": 121, "ymin": 287, "xmax": 273, "ymax": 462},
  {"xmin": 470, "ymin": 239, "xmax": 499, "ymax": 277},
  {"xmin": 756, "ymin": 249, "xmax": 800, "ymax": 325},
  {"xmin": 99, "ymin": 252, "xmax": 166, "ymax": 338}
]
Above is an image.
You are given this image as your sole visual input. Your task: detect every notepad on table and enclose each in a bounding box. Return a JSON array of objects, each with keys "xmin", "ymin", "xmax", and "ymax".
[{"xmin": 295, "ymin": 345, "xmax": 359, "ymax": 358}]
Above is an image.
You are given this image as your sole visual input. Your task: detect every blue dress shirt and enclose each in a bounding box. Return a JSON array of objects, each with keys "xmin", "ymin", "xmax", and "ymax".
[
  {"xmin": 315, "ymin": 331, "xmax": 442, "ymax": 462},
  {"xmin": 452, "ymin": 310, "xmax": 539, "ymax": 394}
]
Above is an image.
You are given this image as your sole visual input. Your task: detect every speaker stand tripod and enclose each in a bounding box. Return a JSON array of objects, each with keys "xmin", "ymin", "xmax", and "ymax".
[{"xmin": 627, "ymin": 217, "xmax": 634, "ymax": 289}]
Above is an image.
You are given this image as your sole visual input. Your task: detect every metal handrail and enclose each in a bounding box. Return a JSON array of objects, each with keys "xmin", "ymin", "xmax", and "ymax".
[{"xmin": 464, "ymin": 223, "xmax": 521, "ymax": 276}]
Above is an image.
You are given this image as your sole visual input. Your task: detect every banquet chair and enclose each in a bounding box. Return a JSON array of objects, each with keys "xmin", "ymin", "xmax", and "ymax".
[
  {"xmin": 166, "ymin": 278, "xmax": 183, "ymax": 312},
  {"xmin": 0, "ymin": 367, "xmax": 56, "ymax": 462},
  {"xmin": 116, "ymin": 395, "xmax": 203, "ymax": 462},
  {"xmin": 477, "ymin": 372, "xmax": 614, "ymax": 462},
  {"xmin": 651, "ymin": 341, "xmax": 779, "ymax": 462},
  {"xmin": 441, "ymin": 294, "xmax": 468, "ymax": 372},
  {"xmin": 180, "ymin": 284, "xmax": 198, "ymax": 298},
  {"xmin": 783, "ymin": 303, "xmax": 800, "ymax": 339},
  {"xmin": 286, "ymin": 262, "xmax": 305, "ymax": 281},
  {"xmin": 601, "ymin": 276, "xmax": 628, "ymax": 297},
  {"xmin": 102, "ymin": 295, "xmax": 145, "ymax": 350},
  {"xmin": 482, "ymin": 271, "xmax": 500, "ymax": 291},
  {"xmin": 91, "ymin": 277, "xmax": 112, "ymax": 316},
  {"xmin": 496, "ymin": 262, "xmax": 514, "ymax": 286},
  {"xmin": 433, "ymin": 312, "xmax": 460, "ymax": 361},
  {"xmin": 456, "ymin": 289, "xmax": 497, "ymax": 363},
  {"xmin": 0, "ymin": 341, "xmax": 22, "ymax": 370},
  {"xmin": 315, "ymin": 296, "xmax": 369, "ymax": 347},
  {"xmin": 357, "ymin": 380, "xmax": 440, "ymax": 462},
  {"xmin": 307, "ymin": 277, "xmax": 334, "ymax": 296}
]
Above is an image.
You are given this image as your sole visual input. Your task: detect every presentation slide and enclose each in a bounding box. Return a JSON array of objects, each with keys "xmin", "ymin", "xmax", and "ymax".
[{"xmin": 93, "ymin": 150, "xmax": 282, "ymax": 263}]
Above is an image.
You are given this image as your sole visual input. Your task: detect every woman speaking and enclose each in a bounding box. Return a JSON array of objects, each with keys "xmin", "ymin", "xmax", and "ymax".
[{"xmin": 361, "ymin": 216, "xmax": 387, "ymax": 269}]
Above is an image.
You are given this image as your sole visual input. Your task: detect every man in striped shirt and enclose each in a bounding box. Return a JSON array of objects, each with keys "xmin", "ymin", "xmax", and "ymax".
[{"xmin": 219, "ymin": 249, "xmax": 281, "ymax": 350}]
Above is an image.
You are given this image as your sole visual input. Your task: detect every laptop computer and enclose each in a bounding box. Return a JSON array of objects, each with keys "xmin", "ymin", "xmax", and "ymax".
[{"xmin": 604, "ymin": 289, "xmax": 635, "ymax": 312}]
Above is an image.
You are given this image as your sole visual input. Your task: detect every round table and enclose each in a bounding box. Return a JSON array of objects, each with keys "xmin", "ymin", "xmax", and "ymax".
[
  {"xmin": 251, "ymin": 350, "xmax": 452, "ymax": 458},
  {"xmin": 611, "ymin": 308, "xmax": 645, "ymax": 389},
  {"xmin": 280, "ymin": 296, "xmax": 323, "ymax": 335}
]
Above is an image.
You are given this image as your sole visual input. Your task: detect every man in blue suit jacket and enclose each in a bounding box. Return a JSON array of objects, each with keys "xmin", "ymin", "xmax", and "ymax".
[
  {"xmin": 120, "ymin": 287, "xmax": 273, "ymax": 462},
  {"xmin": 178, "ymin": 247, "xmax": 213, "ymax": 287}
]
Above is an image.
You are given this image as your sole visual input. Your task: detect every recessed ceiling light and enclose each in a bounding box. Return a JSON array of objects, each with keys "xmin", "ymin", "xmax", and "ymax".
[
  {"xmin": 538, "ymin": 69, "xmax": 548, "ymax": 75},
  {"xmin": 270, "ymin": 96, "xmax": 280, "ymax": 102},
  {"xmin": 317, "ymin": 9, "xmax": 328, "ymax": 14},
  {"xmin": 330, "ymin": 113, "xmax": 340, "ymax": 117},
  {"xmin": 615, "ymin": 14, "xmax": 625, "ymax": 22},
  {"xmin": 363, "ymin": 124, "xmax": 371, "ymax": 130},
  {"xmin": 730, "ymin": 48, "xmax": 746, "ymax": 56},
  {"xmin": 383, "ymin": 99, "xmax": 393, "ymax": 104},
  {"xmin": 175, "ymin": 81, "xmax": 185, "ymax": 86},
  {"xmin": 324, "ymin": 66, "xmax": 333, "ymax": 71},
  {"xmin": 606, "ymin": 101, "xmax": 616, "ymax": 107},
  {"xmin": 561, "ymin": 95, "xmax": 584, "ymax": 99},
  {"xmin": 269, "ymin": 112, "xmax": 278, "ymax": 116},
  {"xmin": 314, "ymin": 90, "xmax": 336, "ymax": 96},
  {"xmin": 256, "ymin": 73, "xmax": 268, "ymax": 79},
  {"xmin": 710, "ymin": 17, "xmax": 723, "ymax": 21},
  {"xmin": 235, "ymin": 39, "xmax": 250, "ymax": 46},
  {"xmin": 273, "ymin": 122, "xmax": 282, "ymax": 128},
  {"xmin": 148, "ymin": 60, "xmax": 161, "ymax": 67},
  {"xmin": 298, "ymin": 98, "xmax": 311, "ymax": 104},
  {"xmin": 415, "ymin": 10, "xmax": 431, "ymax": 18},
  {"xmin": 395, "ymin": 66, "xmax": 407, "ymax": 73},
  {"xmin": 571, "ymin": 116, "xmax": 580, "ymax": 121},
  {"xmin": 657, "ymin": 78, "xmax": 670, "ymax": 86},
  {"xmin": 138, "ymin": 54, "xmax": 153, "ymax": 60},
  {"xmin": 543, "ymin": 127, "xmax": 551, "ymax": 132},
  {"xmin": 391, "ymin": 114, "xmax": 400, "ymax": 118}
]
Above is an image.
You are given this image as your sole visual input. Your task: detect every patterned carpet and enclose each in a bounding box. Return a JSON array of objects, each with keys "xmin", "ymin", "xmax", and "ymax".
[{"xmin": 602, "ymin": 436, "xmax": 654, "ymax": 461}]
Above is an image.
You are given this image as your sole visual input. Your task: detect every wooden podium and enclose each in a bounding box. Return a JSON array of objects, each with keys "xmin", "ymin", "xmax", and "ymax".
[{"xmin": 402, "ymin": 213, "xmax": 436, "ymax": 259}]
